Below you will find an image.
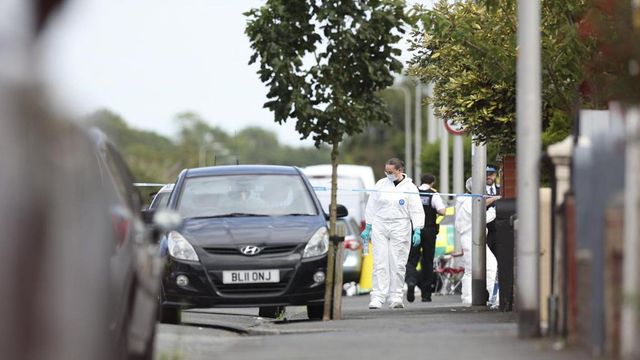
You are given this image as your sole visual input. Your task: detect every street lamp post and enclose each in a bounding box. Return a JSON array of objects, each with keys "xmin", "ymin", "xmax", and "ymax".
[
  {"xmin": 471, "ymin": 141, "xmax": 487, "ymax": 306},
  {"xmin": 393, "ymin": 86, "xmax": 412, "ymax": 179},
  {"xmin": 415, "ymin": 82, "xmax": 423, "ymax": 182},
  {"xmin": 516, "ymin": 0, "xmax": 541, "ymax": 338}
]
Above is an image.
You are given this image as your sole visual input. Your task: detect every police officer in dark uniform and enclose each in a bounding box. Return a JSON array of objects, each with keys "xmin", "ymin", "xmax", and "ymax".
[
  {"xmin": 405, "ymin": 174, "xmax": 446, "ymax": 302},
  {"xmin": 485, "ymin": 165, "xmax": 500, "ymax": 256}
]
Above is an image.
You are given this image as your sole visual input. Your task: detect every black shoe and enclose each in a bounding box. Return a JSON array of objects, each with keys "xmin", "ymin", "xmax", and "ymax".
[
  {"xmin": 407, "ymin": 285, "xmax": 415, "ymax": 303},
  {"xmin": 421, "ymin": 296, "xmax": 432, "ymax": 302}
]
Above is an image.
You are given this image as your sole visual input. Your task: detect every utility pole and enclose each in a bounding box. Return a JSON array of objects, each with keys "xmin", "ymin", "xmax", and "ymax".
[
  {"xmin": 427, "ymin": 83, "xmax": 438, "ymax": 144},
  {"xmin": 622, "ymin": 108, "xmax": 640, "ymax": 358},
  {"xmin": 398, "ymin": 86, "xmax": 412, "ymax": 179},
  {"xmin": 453, "ymin": 135, "xmax": 464, "ymax": 195},
  {"xmin": 516, "ymin": 0, "xmax": 541, "ymax": 338},
  {"xmin": 471, "ymin": 141, "xmax": 487, "ymax": 306},
  {"xmin": 415, "ymin": 82, "xmax": 423, "ymax": 182},
  {"xmin": 623, "ymin": 2, "xmax": 640, "ymax": 356},
  {"xmin": 440, "ymin": 122, "xmax": 450, "ymax": 195}
]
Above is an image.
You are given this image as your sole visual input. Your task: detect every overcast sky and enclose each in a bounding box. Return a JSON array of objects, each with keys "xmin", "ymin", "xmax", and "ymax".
[{"xmin": 39, "ymin": 0, "xmax": 424, "ymax": 147}]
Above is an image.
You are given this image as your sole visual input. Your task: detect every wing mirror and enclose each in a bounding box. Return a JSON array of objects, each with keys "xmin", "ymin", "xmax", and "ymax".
[
  {"xmin": 325, "ymin": 204, "xmax": 349, "ymax": 220},
  {"xmin": 142, "ymin": 209, "xmax": 182, "ymax": 243}
]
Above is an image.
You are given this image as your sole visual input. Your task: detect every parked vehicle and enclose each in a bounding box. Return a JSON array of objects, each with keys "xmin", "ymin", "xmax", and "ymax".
[
  {"xmin": 335, "ymin": 217, "xmax": 364, "ymax": 283},
  {"xmin": 435, "ymin": 207, "xmax": 457, "ymax": 257},
  {"xmin": 302, "ymin": 164, "xmax": 375, "ymax": 231},
  {"xmin": 157, "ymin": 165, "xmax": 348, "ymax": 322},
  {"xmin": 90, "ymin": 128, "xmax": 167, "ymax": 360},
  {"xmin": 148, "ymin": 183, "xmax": 174, "ymax": 210}
]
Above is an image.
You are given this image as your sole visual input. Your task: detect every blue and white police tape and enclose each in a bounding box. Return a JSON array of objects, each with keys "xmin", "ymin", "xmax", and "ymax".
[{"xmin": 311, "ymin": 186, "xmax": 489, "ymax": 198}]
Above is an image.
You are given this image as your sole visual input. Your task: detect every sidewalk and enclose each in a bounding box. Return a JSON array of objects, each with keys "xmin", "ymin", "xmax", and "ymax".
[{"xmin": 183, "ymin": 294, "xmax": 591, "ymax": 360}]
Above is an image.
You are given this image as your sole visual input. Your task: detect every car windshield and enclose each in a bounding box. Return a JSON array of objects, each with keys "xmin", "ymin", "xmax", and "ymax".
[{"xmin": 177, "ymin": 174, "xmax": 318, "ymax": 218}]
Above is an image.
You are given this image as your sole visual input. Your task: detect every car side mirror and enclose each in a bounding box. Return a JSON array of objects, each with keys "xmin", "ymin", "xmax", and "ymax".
[
  {"xmin": 325, "ymin": 204, "xmax": 349, "ymax": 220},
  {"xmin": 335, "ymin": 204, "xmax": 348, "ymax": 218},
  {"xmin": 142, "ymin": 209, "xmax": 182, "ymax": 243},
  {"xmin": 141, "ymin": 209, "xmax": 156, "ymax": 225}
]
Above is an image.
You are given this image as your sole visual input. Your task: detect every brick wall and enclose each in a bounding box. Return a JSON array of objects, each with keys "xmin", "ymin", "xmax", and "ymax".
[{"xmin": 501, "ymin": 154, "xmax": 517, "ymax": 199}]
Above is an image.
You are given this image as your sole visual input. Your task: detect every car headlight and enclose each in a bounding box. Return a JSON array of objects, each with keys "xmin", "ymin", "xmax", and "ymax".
[
  {"xmin": 303, "ymin": 227, "xmax": 329, "ymax": 258},
  {"xmin": 168, "ymin": 231, "xmax": 199, "ymax": 262}
]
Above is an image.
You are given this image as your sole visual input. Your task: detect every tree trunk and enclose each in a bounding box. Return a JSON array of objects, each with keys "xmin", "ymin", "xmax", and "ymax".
[{"xmin": 323, "ymin": 138, "xmax": 341, "ymax": 320}]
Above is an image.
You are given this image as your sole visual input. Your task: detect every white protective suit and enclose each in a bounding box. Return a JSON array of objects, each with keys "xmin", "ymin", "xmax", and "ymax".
[
  {"xmin": 454, "ymin": 195, "xmax": 498, "ymax": 305},
  {"xmin": 365, "ymin": 175, "xmax": 425, "ymax": 305}
]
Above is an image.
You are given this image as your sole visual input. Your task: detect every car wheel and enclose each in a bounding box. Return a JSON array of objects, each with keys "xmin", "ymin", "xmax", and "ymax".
[
  {"xmin": 306, "ymin": 304, "xmax": 324, "ymax": 320},
  {"xmin": 158, "ymin": 306, "xmax": 181, "ymax": 325},
  {"xmin": 258, "ymin": 306, "xmax": 285, "ymax": 319}
]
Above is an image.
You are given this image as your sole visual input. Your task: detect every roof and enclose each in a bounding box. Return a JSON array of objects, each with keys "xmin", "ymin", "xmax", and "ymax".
[
  {"xmin": 158, "ymin": 183, "xmax": 174, "ymax": 193},
  {"xmin": 185, "ymin": 165, "xmax": 300, "ymax": 178},
  {"xmin": 302, "ymin": 164, "xmax": 376, "ymax": 189}
]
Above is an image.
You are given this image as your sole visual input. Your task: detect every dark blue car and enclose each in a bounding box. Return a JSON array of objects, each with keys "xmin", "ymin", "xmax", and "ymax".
[{"xmin": 158, "ymin": 165, "xmax": 346, "ymax": 322}]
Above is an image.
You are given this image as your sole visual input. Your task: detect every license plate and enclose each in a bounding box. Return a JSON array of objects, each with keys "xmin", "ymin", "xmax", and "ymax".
[{"xmin": 222, "ymin": 269, "xmax": 280, "ymax": 284}]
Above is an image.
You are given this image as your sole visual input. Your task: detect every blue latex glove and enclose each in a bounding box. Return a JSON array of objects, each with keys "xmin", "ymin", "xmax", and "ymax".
[
  {"xmin": 360, "ymin": 224, "xmax": 372, "ymax": 255},
  {"xmin": 412, "ymin": 228, "xmax": 421, "ymax": 247},
  {"xmin": 360, "ymin": 224, "xmax": 372, "ymax": 242}
]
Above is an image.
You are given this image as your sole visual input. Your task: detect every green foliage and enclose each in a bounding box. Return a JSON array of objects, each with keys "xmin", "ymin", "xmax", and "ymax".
[
  {"xmin": 420, "ymin": 136, "xmax": 500, "ymax": 190},
  {"xmin": 408, "ymin": 0, "xmax": 592, "ymax": 152},
  {"xmin": 84, "ymin": 109, "xmax": 331, "ymax": 184},
  {"xmin": 85, "ymin": 109, "xmax": 181, "ymax": 183},
  {"xmin": 577, "ymin": 1, "xmax": 640, "ymax": 106},
  {"xmin": 340, "ymin": 78, "xmax": 426, "ymax": 179},
  {"xmin": 245, "ymin": 0, "xmax": 409, "ymax": 148},
  {"xmin": 246, "ymin": 0, "xmax": 410, "ymax": 249}
]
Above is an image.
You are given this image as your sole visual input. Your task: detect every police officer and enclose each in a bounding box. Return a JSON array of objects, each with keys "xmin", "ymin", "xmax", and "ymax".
[
  {"xmin": 485, "ymin": 165, "xmax": 500, "ymax": 255},
  {"xmin": 405, "ymin": 173, "xmax": 446, "ymax": 303}
]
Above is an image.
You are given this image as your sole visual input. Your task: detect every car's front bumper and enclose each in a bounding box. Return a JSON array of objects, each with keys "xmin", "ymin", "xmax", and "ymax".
[{"xmin": 161, "ymin": 254, "xmax": 327, "ymax": 309}]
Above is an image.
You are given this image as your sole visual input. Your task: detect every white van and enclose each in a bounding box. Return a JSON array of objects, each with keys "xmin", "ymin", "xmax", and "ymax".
[{"xmin": 302, "ymin": 164, "xmax": 376, "ymax": 231}]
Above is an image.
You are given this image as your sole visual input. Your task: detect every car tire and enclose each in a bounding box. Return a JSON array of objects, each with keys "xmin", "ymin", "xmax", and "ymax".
[
  {"xmin": 158, "ymin": 306, "xmax": 181, "ymax": 325},
  {"xmin": 258, "ymin": 306, "xmax": 285, "ymax": 319},
  {"xmin": 306, "ymin": 304, "xmax": 324, "ymax": 320}
]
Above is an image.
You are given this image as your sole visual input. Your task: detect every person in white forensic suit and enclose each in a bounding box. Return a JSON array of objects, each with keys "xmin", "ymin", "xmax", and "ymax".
[
  {"xmin": 455, "ymin": 177, "xmax": 501, "ymax": 306},
  {"xmin": 360, "ymin": 158, "xmax": 425, "ymax": 309}
]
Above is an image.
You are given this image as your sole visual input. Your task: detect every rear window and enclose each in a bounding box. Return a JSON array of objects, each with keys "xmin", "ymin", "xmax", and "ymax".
[{"xmin": 177, "ymin": 174, "xmax": 318, "ymax": 218}]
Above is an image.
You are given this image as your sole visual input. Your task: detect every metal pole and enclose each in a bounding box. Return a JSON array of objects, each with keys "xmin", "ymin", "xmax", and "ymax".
[
  {"xmin": 440, "ymin": 122, "xmax": 450, "ymax": 195},
  {"xmin": 415, "ymin": 82, "xmax": 423, "ymax": 182},
  {"xmin": 471, "ymin": 140, "xmax": 487, "ymax": 306},
  {"xmin": 400, "ymin": 86, "xmax": 413, "ymax": 180},
  {"xmin": 622, "ymin": 108, "xmax": 640, "ymax": 358},
  {"xmin": 427, "ymin": 83, "xmax": 437, "ymax": 144},
  {"xmin": 453, "ymin": 135, "xmax": 464, "ymax": 195},
  {"xmin": 516, "ymin": 0, "xmax": 541, "ymax": 338}
]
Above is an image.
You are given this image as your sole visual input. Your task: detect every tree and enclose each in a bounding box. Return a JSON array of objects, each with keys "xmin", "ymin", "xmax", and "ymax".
[
  {"xmin": 340, "ymin": 77, "xmax": 426, "ymax": 179},
  {"xmin": 408, "ymin": 0, "xmax": 593, "ymax": 152},
  {"xmin": 576, "ymin": 0, "xmax": 640, "ymax": 106},
  {"xmin": 420, "ymin": 136, "xmax": 500, "ymax": 191},
  {"xmin": 85, "ymin": 109, "xmax": 182, "ymax": 184},
  {"xmin": 245, "ymin": 0, "xmax": 409, "ymax": 319}
]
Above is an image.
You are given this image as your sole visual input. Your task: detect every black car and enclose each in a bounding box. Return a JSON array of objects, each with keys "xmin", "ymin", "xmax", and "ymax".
[{"xmin": 157, "ymin": 165, "xmax": 346, "ymax": 322}]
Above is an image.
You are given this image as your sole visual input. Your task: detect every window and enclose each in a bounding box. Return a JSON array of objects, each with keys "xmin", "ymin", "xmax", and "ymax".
[{"xmin": 177, "ymin": 174, "xmax": 318, "ymax": 218}]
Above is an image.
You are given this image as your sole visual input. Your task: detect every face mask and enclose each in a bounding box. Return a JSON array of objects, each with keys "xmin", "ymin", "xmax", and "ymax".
[{"xmin": 386, "ymin": 173, "xmax": 397, "ymax": 181}]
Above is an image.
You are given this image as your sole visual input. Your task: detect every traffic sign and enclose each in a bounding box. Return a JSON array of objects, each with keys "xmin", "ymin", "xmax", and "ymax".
[{"xmin": 444, "ymin": 118, "xmax": 466, "ymax": 136}]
